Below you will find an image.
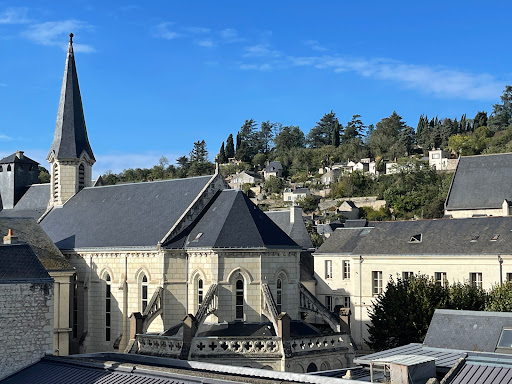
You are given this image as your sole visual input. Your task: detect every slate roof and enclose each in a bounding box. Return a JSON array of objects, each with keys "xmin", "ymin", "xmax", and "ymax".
[
  {"xmin": 48, "ymin": 35, "xmax": 94, "ymax": 161},
  {"xmin": 265, "ymin": 161, "xmax": 282, "ymax": 171},
  {"xmin": 353, "ymin": 343, "xmax": 464, "ymax": 370},
  {"xmin": 316, "ymin": 228, "xmax": 374, "ymax": 254},
  {"xmin": 197, "ymin": 320, "xmax": 320, "ymax": 338},
  {"xmin": 424, "ymin": 309, "xmax": 512, "ymax": 352},
  {"xmin": 0, "ymin": 184, "xmax": 50, "ymax": 219},
  {"xmin": 0, "ymin": 243, "xmax": 52, "ymax": 283},
  {"xmin": 0, "ymin": 217, "xmax": 72, "ymax": 271},
  {"xmin": 445, "ymin": 153, "xmax": 512, "ymax": 210},
  {"xmin": 0, "ymin": 153, "xmax": 38, "ymax": 164},
  {"xmin": 349, "ymin": 216, "xmax": 512, "ymax": 255},
  {"xmin": 165, "ymin": 190, "xmax": 299, "ymax": 249},
  {"xmin": 40, "ymin": 176, "xmax": 213, "ymax": 249},
  {"xmin": 265, "ymin": 208, "xmax": 314, "ymax": 249}
]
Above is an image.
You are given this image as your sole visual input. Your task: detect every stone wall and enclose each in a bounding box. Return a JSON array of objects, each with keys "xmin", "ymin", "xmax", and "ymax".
[{"xmin": 0, "ymin": 282, "xmax": 54, "ymax": 380}]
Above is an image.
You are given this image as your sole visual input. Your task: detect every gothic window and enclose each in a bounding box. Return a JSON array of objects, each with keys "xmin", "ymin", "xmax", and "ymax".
[
  {"xmin": 53, "ymin": 164, "xmax": 59, "ymax": 201},
  {"xmin": 198, "ymin": 278, "xmax": 204, "ymax": 306},
  {"xmin": 105, "ymin": 274, "xmax": 111, "ymax": 342},
  {"xmin": 235, "ymin": 279, "xmax": 244, "ymax": 320},
  {"xmin": 78, "ymin": 164, "xmax": 85, "ymax": 191},
  {"xmin": 7, "ymin": 164, "xmax": 11, "ymax": 171},
  {"xmin": 276, "ymin": 278, "xmax": 283, "ymax": 313},
  {"xmin": 141, "ymin": 274, "xmax": 148, "ymax": 313},
  {"xmin": 0, "ymin": 165, "xmax": 3, "ymax": 172}
]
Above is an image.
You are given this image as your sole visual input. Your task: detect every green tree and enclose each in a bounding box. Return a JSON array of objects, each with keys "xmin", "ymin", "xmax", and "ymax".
[
  {"xmin": 307, "ymin": 111, "xmax": 339, "ymax": 148},
  {"xmin": 297, "ymin": 195, "xmax": 319, "ymax": 213},
  {"xmin": 218, "ymin": 142, "xmax": 227, "ymax": 164},
  {"xmin": 252, "ymin": 153, "xmax": 266, "ymax": 169},
  {"xmin": 344, "ymin": 114, "xmax": 366, "ymax": 143},
  {"xmin": 486, "ymin": 282, "xmax": 512, "ymax": 312},
  {"xmin": 274, "ymin": 126, "xmax": 306, "ymax": 155},
  {"xmin": 258, "ymin": 121, "xmax": 276, "ymax": 153},
  {"xmin": 331, "ymin": 119, "xmax": 340, "ymax": 147},
  {"xmin": 38, "ymin": 166, "xmax": 50, "ymax": 183},
  {"xmin": 226, "ymin": 134, "xmax": 235, "ymax": 159},
  {"xmin": 473, "ymin": 111, "xmax": 488, "ymax": 130},
  {"xmin": 366, "ymin": 275, "xmax": 487, "ymax": 351},
  {"xmin": 263, "ymin": 176, "xmax": 284, "ymax": 194},
  {"xmin": 369, "ymin": 112, "xmax": 414, "ymax": 159},
  {"xmin": 489, "ymin": 85, "xmax": 512, "ymax": 132}
]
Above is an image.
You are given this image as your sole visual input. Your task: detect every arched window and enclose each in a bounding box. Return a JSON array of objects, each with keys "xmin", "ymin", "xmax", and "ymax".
[
  {"xmin": 105, "ymin": 274, "xmax": 111, "ymax": 342},
  {"xmin": 198, "ymin": 278, "xmax": 204, "ymax": 306},
  {"xmin": 78, "ymin": 164, "xmax": 85, "ymax": 190},
  {"xmin": 7, "ymin": 164, "xmax": 11, "ymax": 172},
  {"xmin": 320, "ymin": 361, "xmax": 331, "ymax": 371},
  {"xmin": 141, "ymin": 274, "xmax": 148, "ymax": 312},
  {"xmin": 29, "ymin": 165, "xmax": 34, "ymax": 171},
  {"xmin": 276, "ymin": 278, "xmax": 282, "ymax": 313},
  {"xmin": 307, "ymin": 363, "xmax": 318, "ymax": 373},
  {"xmin": 0, "ymin": 165, "xmax": 3, "ymax": 172},
  {"xmin": 53, "ymin": 164, "xmax": 59, "ymax": 201},
  {"xmin": 235, "ymin": 279, "xmax": 244, "ymax": 320}
]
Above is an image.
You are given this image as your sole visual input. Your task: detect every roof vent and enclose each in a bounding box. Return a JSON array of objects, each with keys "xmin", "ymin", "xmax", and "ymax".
[
  {"xmin": 409, "ymin": 234, "xmax": 422, "ymax": 243},
  {"xmin": 491, "ymin": 234, "xmax": 500, "ymax": 241},
  {"xmin": 470, "ymin": 235, "xmax": 479, "ymax": 243}
]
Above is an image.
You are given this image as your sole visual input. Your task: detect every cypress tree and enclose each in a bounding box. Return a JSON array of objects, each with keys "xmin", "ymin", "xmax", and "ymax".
[
  {"xmin": 332, "ymin": 119, "xmax": 340, "ymax": 147},
  {"xmin": 226, "ymin": 134, "xmax": 235, "ymax": 159},
  {"xmin": 218, "ymin": 142, "xmax": 227, "ymax": 164}
]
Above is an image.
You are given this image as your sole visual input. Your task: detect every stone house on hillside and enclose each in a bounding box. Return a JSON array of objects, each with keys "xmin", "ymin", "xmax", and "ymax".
[
  {"xmin": 283, "ymin": 187, "xmax": 310, "ymax": 203},
  {"xmin": 264, "ymin": 161, "xmax": 283, "ymax": 179}
]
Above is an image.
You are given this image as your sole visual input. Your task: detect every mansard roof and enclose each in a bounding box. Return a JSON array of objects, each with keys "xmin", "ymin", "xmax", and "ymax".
[
  {"xmin": 40, "ymin": 175, "xmax": 214, "ymax": 249},
  {"xmin": 0, "ymin": 217, "xmax": 72, "ymax": 271},
  {"xmin": 319, "ymin": 216, "xmax": 512, "ymax": 256},
  {"xmin": 164, "ymin": 190, "xmax": 299, "ymax": 249},
  {"xmin": 0, "ymin": 243, "xmax": 53, "ymax": 283},
  {"xmin": 48, "ymin": 34, "xmax": 94, "ymax": 161},
  {"xmin": 445, "ymin": 153, "xmax": 512, "ymax": 210}
]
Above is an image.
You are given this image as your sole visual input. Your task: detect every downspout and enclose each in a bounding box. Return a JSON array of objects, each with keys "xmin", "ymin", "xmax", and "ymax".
[{"xmin": 359, "ymin": 255, "xmax": 364, "ymax": 349}]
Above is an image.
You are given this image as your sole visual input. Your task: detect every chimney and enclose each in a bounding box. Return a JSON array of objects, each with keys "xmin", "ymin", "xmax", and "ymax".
[
  {"xmin": 277, "ymin": 312, "xmax": 291, "ymax": 341},
  {"xmin": 3, "ymin": 229, "xmax": 19, "ymax": 244},
  {"xmin": 15, "ymin": 151, "xmax": 24, "ymax": 160},
  {"xmin": 290, "ymin": 205, "xmax": 302, "ymax": 224}
]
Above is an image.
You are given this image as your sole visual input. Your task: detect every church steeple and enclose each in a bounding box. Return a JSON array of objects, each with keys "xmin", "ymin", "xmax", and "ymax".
[
  {"xmin": 48, "ymin": 33, "xmax": 95, "ymax": 207},
  {"xmin": 48, "ymin": 33, "xmax": 95, "ymax": 162}
]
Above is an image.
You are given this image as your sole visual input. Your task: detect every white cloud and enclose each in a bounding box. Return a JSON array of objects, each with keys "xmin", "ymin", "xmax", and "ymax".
[
  {"xmin": 240, "ymin": 63, "xmax": 273, "ymax": 71},
  {"xmin": 0, "ymin": 7, "xmax": 31, "ymax": 24},
  {"xmin": 23, "ymin": 20, "xmax": 95, "ymax": 52},
  {"xmin": 185, "ymin": 26, "xmax": 210, "ymax": 34},
  {"xmin": 154, "ymin": 22, "xmax": 182, "ymax": 40},
  {"xmin": 303, "ymin": 39, "xmax": 328, "ymax": 52},
  {"xmin": 243, "ymin": 44, "xmax": 281, "ymax": 58},
  {"xmin": 220, "ymin": 28, "xmax": 243, "ymax": 43},
  {"xmin": 290, "ymin": 55, "xmax": 505, "ymax": 100},
  {"xmin": 196, "ymin": 39, "xmax": 215, "ymax": 48},
  {"xmin": 0, "ymin": 134, "xmax": 12, "ymax": 141}
]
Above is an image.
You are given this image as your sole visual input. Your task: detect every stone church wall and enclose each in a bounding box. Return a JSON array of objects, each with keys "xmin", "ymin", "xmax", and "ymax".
[{"xmin": 0, "ymin": 282, "xmax": 54, "ymax": 380}]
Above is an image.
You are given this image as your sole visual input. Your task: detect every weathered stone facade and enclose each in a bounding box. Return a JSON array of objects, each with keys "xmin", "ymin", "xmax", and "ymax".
[{"xmin": 0, "ymin": 282, "xmax": 54, "ymax": 380}]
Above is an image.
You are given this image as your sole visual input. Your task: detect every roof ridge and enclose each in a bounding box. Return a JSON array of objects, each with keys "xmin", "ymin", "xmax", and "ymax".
[{"xmin": 83, "ymin": 175, "xmax": 214, "ymax": 189}]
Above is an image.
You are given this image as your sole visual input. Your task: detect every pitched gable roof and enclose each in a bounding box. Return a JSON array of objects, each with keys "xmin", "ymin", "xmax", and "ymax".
[
  {"xmin": 0, "ymin": 243, "xmax": 52, "ymax": 283},
  {"xmin": 265, "ymin": 208, "xmax": 313, "ymax": 249},
  {"xmin": 0, "ymin": 218, "xmax": 72, "ymax": 271},
  {"xmin": 0, "ymin": 152, "xmax": 38, "ymax": 165},
  {"xmin": 40, "ymin": 176, "xmax": 213, "ymax": 249},
  {"xmin": 446, "ymin": 153, "xmax": 512, "ymax": 210},
  {"xmin": 0, "ymin": 184, "xmax": 50, "ymax": 219},
  {"xmin": 48, "ymin": 34, "xmax": 94, "ymax": 161},
  {"xmin": 164, "ymin": 190, "xmax": 299, "ymax": 249}
]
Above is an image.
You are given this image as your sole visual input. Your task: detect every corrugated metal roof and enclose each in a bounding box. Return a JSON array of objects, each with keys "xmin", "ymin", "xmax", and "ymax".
[
  {"xmin": 450, "ymin": 363, "xmax": 512, "ymax": 384},
  {"xmin": 370, "ymin": 354, "xmax": 436, "ymax": 366},
  {"xmin": 354, "ymin": 343, "xmax": 464, "ymax": 369}
]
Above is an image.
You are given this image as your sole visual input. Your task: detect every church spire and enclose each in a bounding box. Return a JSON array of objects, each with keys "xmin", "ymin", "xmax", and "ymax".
[
  {"xmin": 48, "ymin": 33, "xmax": 95, "ymax": 162},
  {"xmin": 48, "ymin": 34, "xmax": 95, "ymax": 207}
]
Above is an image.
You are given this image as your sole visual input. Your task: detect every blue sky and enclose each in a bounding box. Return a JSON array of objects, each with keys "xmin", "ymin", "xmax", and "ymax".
[{"xmin": 0, "ymin": 1, "xmax": 510, "ymax": 176}]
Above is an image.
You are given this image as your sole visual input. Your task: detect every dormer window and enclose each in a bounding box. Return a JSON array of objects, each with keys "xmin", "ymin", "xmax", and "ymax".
[
  {"xmin": 470, "ymin": 235, "xmax": 479, "ymax": 243},
  {"xmin": 491, "ymin": 234, "xmax": 500, "ymax": 241},
  {"xmin": 409, "ymin": 234, "xmax": 422, "ymax": 243},
  {"xmin": 497, "ymin": 328, "xmax": 512, "ymax": 350}
]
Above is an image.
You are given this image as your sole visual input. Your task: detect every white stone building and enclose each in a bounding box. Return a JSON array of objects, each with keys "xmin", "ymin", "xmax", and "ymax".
[{"xmin": 313, "ymin": 217, "xmax": 512, "ymax": 350}]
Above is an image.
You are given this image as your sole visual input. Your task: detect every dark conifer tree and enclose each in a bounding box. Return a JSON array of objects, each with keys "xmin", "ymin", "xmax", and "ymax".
[
  {"xmin": 226, "ymin": 134, "xmax": 235, "ymax": 159},
  {"xmin": 218, "ymin": 142, "xmax": 227, "ymax": 164},
  {"xmin": 331, "ymin": 119, "xmax": 340, "ymax": 147}
]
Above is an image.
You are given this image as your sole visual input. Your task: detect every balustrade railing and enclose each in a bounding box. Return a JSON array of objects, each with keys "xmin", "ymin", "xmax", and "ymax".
[
  {"xmin": 189, "ymin": 336, "xmax": 282, "ymax": 357},
  {"xmin": 136, "ymin": 334, "xmax": 182, "ymax": 357},
  {"xmin": 288, "ymin": 334, "xmax": 350, "ymax": 355}
]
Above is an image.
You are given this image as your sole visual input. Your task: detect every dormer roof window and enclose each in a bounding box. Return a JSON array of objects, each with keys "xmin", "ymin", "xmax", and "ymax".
[
  {"xmin": 409, "ymin": 234, "xmax": 422, "ymax": 243},
  {"xmin": 470, "ymin": 235, "xmax": 479, "ymax": 243}
]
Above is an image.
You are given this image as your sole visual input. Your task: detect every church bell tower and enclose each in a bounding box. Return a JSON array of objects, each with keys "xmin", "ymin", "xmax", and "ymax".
[{"xmin": 47, "ymin": 33, "xmax": 95, "ymax": 207}]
